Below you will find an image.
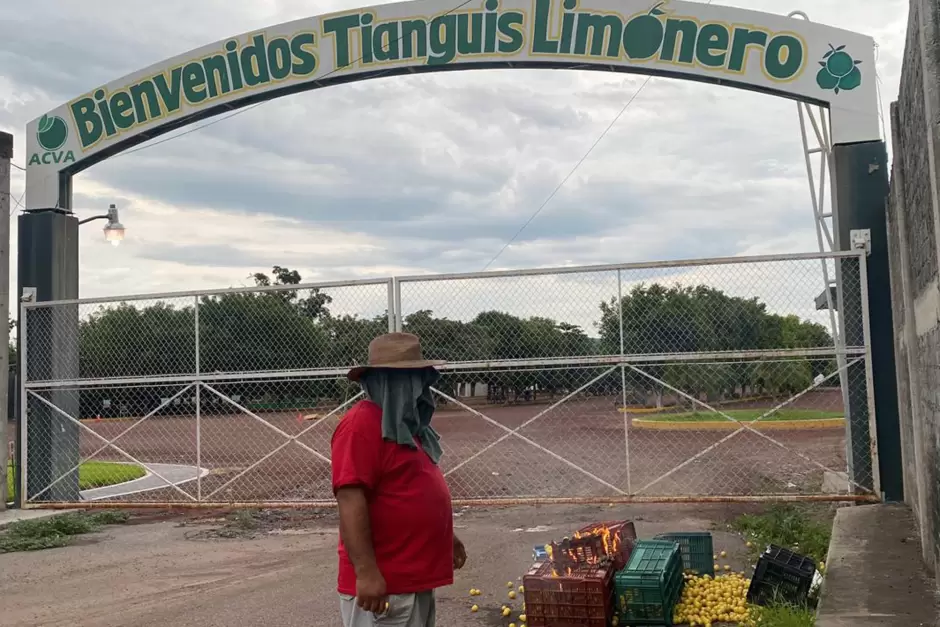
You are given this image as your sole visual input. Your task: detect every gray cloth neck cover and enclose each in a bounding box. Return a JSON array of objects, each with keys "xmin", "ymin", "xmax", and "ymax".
[{"xmin": 359, "ymin": 368, "xmax": 443, "ymax": 464}]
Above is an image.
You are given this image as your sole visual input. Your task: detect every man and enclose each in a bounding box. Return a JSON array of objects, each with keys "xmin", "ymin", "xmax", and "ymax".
[{"xmin": 332, "ymin": 332, "xmax": 467, "ymax": 627}]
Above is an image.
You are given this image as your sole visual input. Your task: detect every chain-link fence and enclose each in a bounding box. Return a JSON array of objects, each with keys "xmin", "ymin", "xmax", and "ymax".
[{"xmin": 18, "ymin": 252, "xmax": 878, "ymax": 506}]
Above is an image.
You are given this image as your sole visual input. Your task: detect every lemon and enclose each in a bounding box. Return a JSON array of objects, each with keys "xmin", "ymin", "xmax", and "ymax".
[
  {"xmin": 508, "ymin": 591, "xmax": 517, "ymax": 599},
  {"xmin": 509, "ymin": 624, "xmax": 516, "ymax": 627},
  {"xmin": 720, "ymin": 550, "xmax": 727, "ymax": 558},
  {"xmin": 507, "ymin": 581, "xmax": 514, "ymax": 588},
  {"xmin": 470, "ymin": 605, "xmax": 479, "ymax": 612},
  {"xmin": 519, "ymin": 614, "xmax": 526, "ymax": 621},
  {"xmin": 502, "ymin": 607, "xmax": 511, "ymax": 617},
  {"xmin": 518, "ymin": 585, "xmax": 525, "ymax": 593}
]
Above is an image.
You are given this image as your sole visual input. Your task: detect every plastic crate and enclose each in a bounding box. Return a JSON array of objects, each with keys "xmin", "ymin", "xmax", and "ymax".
[
  {"xmin": 654, "ymin": 532, "xmax": 715, "ymax": 577},
  {"xmin": 614, "ymin": 540, "xmax": 684, "ymax": 626},
  {"xmin": 575, "ymin": 520, "xmax": 638, "ymax": 570},
  {"xmin": 522, "ymin": 561, "xmax": 614, "ymax": 627},
  {"xmin": 747, "ymin": 544, "xmax": 817, "ymax": 607}
]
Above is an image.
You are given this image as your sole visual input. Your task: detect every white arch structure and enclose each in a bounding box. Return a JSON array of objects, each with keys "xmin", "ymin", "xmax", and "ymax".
[{"xmin": 24, "ymin": 0, "xmax": 878, "ymax": 210}]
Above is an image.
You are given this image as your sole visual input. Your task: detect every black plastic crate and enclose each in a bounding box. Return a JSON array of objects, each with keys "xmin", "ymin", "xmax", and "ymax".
[
  {"xmin": 654, "ymin": 532, "xmax": 714, "ymax": 577},
  {"xmin": 747, "ymin": 544, "xmax": 816, "ymax": 607}
]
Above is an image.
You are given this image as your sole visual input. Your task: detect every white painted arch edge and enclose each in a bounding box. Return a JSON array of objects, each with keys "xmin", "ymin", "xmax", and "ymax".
[{"xmin": 24, "ymin": 0, "xmax": 880, "ymax": 209}]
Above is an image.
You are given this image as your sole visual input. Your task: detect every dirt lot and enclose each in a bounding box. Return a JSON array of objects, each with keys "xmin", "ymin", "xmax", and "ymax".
[
  {"xmin": 0, "ymin": 503, "xmax": 763, "ymax": 627},
  {"xmin": 18, "ymin": 390, "xmax": 850, "ymax": 503}
]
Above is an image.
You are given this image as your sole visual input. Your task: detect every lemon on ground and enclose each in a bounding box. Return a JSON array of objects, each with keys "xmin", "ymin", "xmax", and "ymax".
[
  {"xmin": 720, "ymin": 550, "xmax": 727, "ymax": 558},
  {"xmin": 470, "ymin": 605, "xmax": 479, "ymax": 612},
  {"xmin": 508, "ymin": 591, "xmax": 517, "ymax": 599},
  {"xmin": 519, "ymin": 614, "xmax": 526, "ymax": 621},
  {"xmin": 507, "ymin": 581, "xmax": 514, "ymax": 588},
  {"xmin": 518, "ymin": 585, "xmax": 525, "ymax": 593},
  {"xmin": 502, "ymin": 607, "xmax": 511, "ymax": 617}
]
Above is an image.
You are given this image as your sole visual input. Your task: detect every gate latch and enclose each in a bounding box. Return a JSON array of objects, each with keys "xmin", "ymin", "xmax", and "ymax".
[{"xmin": 850, "ymin": 229, "xmax": 871, "ymax": 255}]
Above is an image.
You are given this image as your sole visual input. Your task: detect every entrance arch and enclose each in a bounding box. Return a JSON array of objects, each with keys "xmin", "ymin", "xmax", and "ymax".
[
  {"xmin": 24, "ymin": 0, "xmax": 878, "ymax": 209},
  {"xmin": 17, "ymin": 0, "xmax": 901, "ymax": 507}
]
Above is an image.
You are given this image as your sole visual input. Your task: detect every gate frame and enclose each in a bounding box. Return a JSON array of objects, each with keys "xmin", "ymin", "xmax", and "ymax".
[{"xmin": 18, "ymin": 249, "xmax": 880, "ymax": 508}]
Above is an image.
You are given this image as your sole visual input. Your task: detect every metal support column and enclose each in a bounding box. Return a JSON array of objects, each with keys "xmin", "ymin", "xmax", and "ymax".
[
  {"xmin": 17, "ymin": 209, "xmax": 80, "ymax": 502},
  {"xmin": 0, "ymin": 131, "xmax": 11, "ymax": 508},
  {"xmin": 833, "ymin": 140, "xmax": 900, "ymax": 501}
]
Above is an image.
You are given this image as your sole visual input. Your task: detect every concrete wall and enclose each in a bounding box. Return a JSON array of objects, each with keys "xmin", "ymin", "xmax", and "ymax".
[{"xmin": 888, "ymin": 0, "xmax": 940, "ymax": 578}]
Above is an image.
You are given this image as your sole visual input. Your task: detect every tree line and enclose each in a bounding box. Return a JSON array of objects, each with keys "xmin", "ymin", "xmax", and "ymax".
[{"xmin": 34, "ymin": 267, "xmax": 833, "ymax": 417}]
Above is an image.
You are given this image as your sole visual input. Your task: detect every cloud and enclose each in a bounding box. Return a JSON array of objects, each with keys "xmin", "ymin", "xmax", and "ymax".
[{"xmin": 0, "ymin": 0, "xmax": 908, "ymax": 322}]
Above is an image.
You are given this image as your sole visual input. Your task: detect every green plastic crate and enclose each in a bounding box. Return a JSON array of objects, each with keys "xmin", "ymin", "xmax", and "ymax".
[
  {"xmin": 614, "ymin": 540, "xmax": 684, "ymax": 626},
  {"xmin": 654, "ymin": 532, "xmax": 715, "ymax": 577}
]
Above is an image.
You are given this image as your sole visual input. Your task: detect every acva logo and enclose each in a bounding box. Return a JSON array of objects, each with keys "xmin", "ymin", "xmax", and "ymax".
[{"xmin": 28, "ymin": 114, "xmax": 76, "ymax": 166}]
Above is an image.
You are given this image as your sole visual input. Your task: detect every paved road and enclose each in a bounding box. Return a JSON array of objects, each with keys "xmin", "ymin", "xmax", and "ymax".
[{"xmin": 81, "ymin": 463, "xmax": 208, "ymax": 501}]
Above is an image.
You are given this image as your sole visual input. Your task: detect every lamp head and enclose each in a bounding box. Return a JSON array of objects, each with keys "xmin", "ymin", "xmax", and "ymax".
[{"xmin": 104, "ymin": 204, "xmax": 125, "ymax": 246}]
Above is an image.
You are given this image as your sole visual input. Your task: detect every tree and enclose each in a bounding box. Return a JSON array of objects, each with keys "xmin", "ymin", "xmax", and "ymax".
[
  {"xmin": 598, "ymin": 283, "xmax": 834, "ymax": 404},
  {"xmin": 252, "ymin": 265, "xmax": 333, "ymax": 321}
]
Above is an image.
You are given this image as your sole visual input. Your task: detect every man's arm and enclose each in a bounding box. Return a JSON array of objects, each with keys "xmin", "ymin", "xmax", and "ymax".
[
  {"xmin": 453, "ymin": 533, "xmax": 467, "ymax": 569},
  {"xmin": 336, "ymin": 486, "xmax": 387, "ymax": 613}
]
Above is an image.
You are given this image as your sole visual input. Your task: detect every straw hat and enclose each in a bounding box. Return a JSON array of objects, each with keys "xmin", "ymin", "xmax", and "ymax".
[{"xmin": 347, "ymin": 332, "xmax": 445, "ymax": 381}]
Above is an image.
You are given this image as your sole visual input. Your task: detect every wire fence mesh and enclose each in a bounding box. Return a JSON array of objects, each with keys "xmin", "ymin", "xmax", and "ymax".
[{"xmin": 18, "ymin": 252, "xmax": 876, "ymax": 506}]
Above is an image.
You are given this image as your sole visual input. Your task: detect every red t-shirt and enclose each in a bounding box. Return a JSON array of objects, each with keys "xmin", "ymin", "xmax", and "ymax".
[{"xmin": 331, "ymin": 400, "xmax": 454, "ymax": 595}]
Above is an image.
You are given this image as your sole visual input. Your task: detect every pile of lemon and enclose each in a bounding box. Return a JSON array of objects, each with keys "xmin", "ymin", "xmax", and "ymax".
[{"xmin": 672, "ymin": 572, "xmax": 755, "ymax": 626}]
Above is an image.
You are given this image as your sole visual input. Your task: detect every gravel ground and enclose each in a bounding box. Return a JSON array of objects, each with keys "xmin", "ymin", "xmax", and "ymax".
[{"xmin": 0, "ymin": 503, "xmax": 760, "ymax": 627}]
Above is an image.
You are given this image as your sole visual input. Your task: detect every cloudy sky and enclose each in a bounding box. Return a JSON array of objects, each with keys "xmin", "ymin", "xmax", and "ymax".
[{"xmin": 0, "ymin": 0, "xmax": 908, "ymax": 311}]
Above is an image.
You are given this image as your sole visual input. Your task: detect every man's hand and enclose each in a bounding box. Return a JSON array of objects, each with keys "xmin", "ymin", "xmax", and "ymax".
[
  {"xmin": 453, "ymin": 535, "xmax": 467, "ymax": 570},
  {"xmin": 355, "ymin": 565, "xmax": 389, "ymax": 614}
]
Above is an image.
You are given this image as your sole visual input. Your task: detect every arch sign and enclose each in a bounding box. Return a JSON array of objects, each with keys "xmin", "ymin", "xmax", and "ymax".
[{"xmin": 24, "ymin": 0, "xmax": 878, "ymax": 209}]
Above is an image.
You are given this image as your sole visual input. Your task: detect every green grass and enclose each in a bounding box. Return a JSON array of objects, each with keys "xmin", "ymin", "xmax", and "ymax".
[
  {"xmin": 0, "ymin": 510, "xmax": 130, "ymax": 553},
  {"xmin": 750, "ymin": 603, "xmax": 816, "ymax": 627},
  {"xmin": 732, "ymin": 504, "xmax": 833, "ymax": 563},
  {"xmin": 644, "ymin": 409, "xmax": 844, "ymax": 423},
  {"xmin": 5, "ymin": 461, "xmax": 146, "ymax": 500}
]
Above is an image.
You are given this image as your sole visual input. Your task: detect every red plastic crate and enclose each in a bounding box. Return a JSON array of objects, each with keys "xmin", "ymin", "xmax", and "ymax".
[
  {"xmin": 574, "ymin": 520, "xmax": 638, "ymax": 570},
  {"xmin": 522, "ymin": 561, "xmax": 614, "ymax": 627}
]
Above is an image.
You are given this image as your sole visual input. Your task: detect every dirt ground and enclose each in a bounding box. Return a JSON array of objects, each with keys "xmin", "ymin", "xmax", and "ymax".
[
  {"xmin": 0, "ymin": 503, "xmax": 764, "ymax": 627},
  {"xmin": 20, "ymin": 390, "xmax": 850, "ymax": 503}
]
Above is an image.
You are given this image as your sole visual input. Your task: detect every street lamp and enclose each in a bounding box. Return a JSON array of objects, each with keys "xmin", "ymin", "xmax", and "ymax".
[
  {"xmin": 15, "ymin": 202, "xmax": 125, "ymax": 505},
  {"xmin": 78, "ymin": 204, "xmax": 125, "ymax": 246}
]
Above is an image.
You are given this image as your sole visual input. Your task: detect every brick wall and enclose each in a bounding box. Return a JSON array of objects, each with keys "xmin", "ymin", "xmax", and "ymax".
[{"xmin": 888, "ymin": 0, "xmax": 940, "ymax": 579}]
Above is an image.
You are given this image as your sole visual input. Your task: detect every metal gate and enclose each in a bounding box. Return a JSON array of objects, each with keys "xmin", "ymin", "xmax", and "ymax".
[{"xmin": 17, "ymin": 251, "xmax": 879, "ymax": 507}]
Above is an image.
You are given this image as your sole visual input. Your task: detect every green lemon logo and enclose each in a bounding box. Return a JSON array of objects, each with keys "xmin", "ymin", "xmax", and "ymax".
[
  {"xmin": 36, "ymin": 114, "xmax": 69, "ymax": 151},
  {"xmin": 623, "ymin": 2, "xmax": 667, "ymax": 60},
  {"xmin": 816, "ymin": 44, "xmax": 862, "ymax": 94}
]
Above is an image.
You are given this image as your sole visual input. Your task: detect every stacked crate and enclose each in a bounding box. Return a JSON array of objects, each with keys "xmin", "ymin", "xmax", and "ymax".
[
  {"xmin": 577, "ymin": 520, "xmax": 638, "ymax": 570},
  {"xmin": 523, "ymin": 520, "xmax": 637, "ymax": 626},
  {"xmin": 614, "ymin": 540, "xmax": 685, "ymax": 626},
  {"xmin": 522, "ymin": 561, "xmax": 614, "ymax": 627},
  {"xmin": 654, "ymin": 532, "xmax": 715, "ymax": 577}
]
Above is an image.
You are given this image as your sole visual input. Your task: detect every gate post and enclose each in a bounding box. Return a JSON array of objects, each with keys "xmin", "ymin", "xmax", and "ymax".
[
  {"xmin": 17, "ymin": 209, "xmax": 81, "ymax": 503},
  {"xmin": 833, "ymin": 140, "xmax": 903, "ymax": 502}
]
